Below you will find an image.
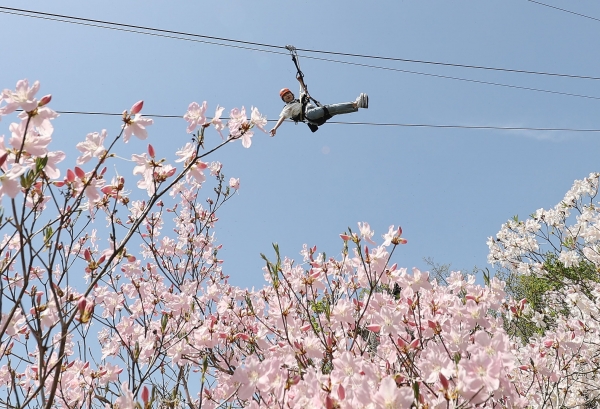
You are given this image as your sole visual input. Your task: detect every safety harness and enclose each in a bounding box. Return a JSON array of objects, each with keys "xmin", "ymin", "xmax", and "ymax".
[{"xmin": 285, "ymin": 45, "xmax": 332, "ymax": 133}]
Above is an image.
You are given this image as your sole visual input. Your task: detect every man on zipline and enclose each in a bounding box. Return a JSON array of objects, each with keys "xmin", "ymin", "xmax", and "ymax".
[{"xmin": 269, "ymin": 74, "xmax": 368, "ymax": 136}]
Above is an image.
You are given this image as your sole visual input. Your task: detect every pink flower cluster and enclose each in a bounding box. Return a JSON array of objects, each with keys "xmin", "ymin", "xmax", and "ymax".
[{"xmin": 2, "ymin": 79, "xmax": 599, "ymax": 408}]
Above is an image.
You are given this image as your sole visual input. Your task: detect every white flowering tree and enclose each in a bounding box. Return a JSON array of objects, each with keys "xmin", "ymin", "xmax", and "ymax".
[{"xmin": 488, "ymin": 172, "xmax": 600, "ymax": 407}]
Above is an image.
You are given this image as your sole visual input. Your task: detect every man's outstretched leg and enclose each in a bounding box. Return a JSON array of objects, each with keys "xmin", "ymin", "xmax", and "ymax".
[{"xmin": 305, "ymin": 93, "xmax": 369, "ymax": 124}]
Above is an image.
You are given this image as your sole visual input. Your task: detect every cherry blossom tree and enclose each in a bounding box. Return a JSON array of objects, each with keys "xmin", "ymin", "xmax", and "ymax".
[{"xmin": 1, "ymin": 79, "xmax": 599, "ymax": 409}]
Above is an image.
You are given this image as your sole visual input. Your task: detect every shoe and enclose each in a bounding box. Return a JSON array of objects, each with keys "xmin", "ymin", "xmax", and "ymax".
[{"xmin": 356, "ymin": 93, "xmax": 369, "ymax": 109}]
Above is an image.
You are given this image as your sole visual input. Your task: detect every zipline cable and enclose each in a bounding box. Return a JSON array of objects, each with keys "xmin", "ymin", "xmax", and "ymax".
[
  {"xmin": 1, "ymin": 9, "xmax": 600, "ymax": 102},
  {"xmin": 24, "ymin": 110, "xmax": 600, "ymax": 133},
  {"xmin": 298, "ymin": 54, "xmax": 600, "ymax": 101},
  {"xmin": 0, "ymin": 9, "xmax": 289, "ymax": 57},
  {"xmin": 527, "ymin": 0, "xmax": 600, "ymax": 23},
  {"xmin": 2, "ymin": 5, "xmax": 600, "ymax": 81}
]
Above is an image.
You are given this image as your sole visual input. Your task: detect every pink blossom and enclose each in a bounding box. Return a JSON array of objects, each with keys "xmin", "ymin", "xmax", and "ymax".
[
  {"xmin": 183, "ymin": 101, "xmax": 207, "ymax": 133},
  {"xmin": 358, "ymin": 221, "xmax": 376, "ymax": 244},
  {"xmin": 330, "ymin": 352, "xmax": 364, "ymax": 389},
  {"xmin": 122, "ymin": 108, "xmax": 153, "ymax": 143},
  {"xmin": 41, "ymin": 150, "xmax": 66, "ymax": 179},
  {"xmin": 211, "ymin": 105, "xmax": 226, "ymax": 137},
  {"xmin": 114, "ymin": 383, "xmax": 135, "ymax": 409},
  {"xmin": 373, "ymin": 376, "xmax": 413, "ymax": 408},
  {"xmin": 231, "ymin": 356, "xmax": 262, "ymax": 400},
  {"xmin": 250, "ymin": 106, "xmax": 267, "ymax": 132},
  {"xmin": 132, "ymin": 153, "xmax": 153, "ymax": 180},
  {"xmin": 459, "ymin": 351, "xmax": 502, "ymax": 396},
  {"xmin": 229, "ymin": 177, "xmax": 240, "ymax": 190},
  {"xmin": 382, "ymin": 225, "xmax": 407, "ymax": 246},
  {"xmin": 208, "ymin": 161, "xmax": 222, "ymax": 176},
  {"xmin": 187, "ymin": 161, "xmax": 207, "ymax": 185},
  {"xmin": 76, "ymin": 130, "xmax": 107, "ymax": 165},
  {"xmin": 9, "ymin": 120, "xmax": 51, "ymax": 157},
  {"xmin": 175, "ymin": 142, "xmax": 196, "ymax": 164},
  {"xmin": 1, "ymin": 79, "xmax": 40, "ymax": 115},
  {"xmin": 17, "ymin": 106, "xmax": 58, "ymax": 136},
  {"xmin": 0, "ymin": 164, "xmax": 27, "ymax": 198},
  {"xmin": 97, "ymin": 363, "xmax": 123, "ymax": 386},
  {"xmin": 66, "ymin": 167, "xmax": 106, "ymax": 209},
  {"xmin": 228, "ymin": 107, "xmax": 254, "ymax": 148}
]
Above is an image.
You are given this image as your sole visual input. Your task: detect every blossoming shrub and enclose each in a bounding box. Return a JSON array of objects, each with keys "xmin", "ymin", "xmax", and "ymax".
[
  {"xmin": 489, "ymin": 173, "xmax": 600, "ymax": 408},
  {"xmin": 1, "ymin": 79, "xmax": 598, "ymax": 408}
]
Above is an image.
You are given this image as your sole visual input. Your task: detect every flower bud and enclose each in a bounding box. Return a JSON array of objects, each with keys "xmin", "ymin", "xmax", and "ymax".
[
  {"xmin": 101, "ymin": 186, "xmax": 114, "ymax": 195},
  {"xmin": 148, "ymin": 144, "xmax": 155, "ymax": 158},
  {"xmin": 38, "ymin": 94, "xmax": 52, "ymax": 107},
  {"xmin": 300, "ymin": 323, "xmax": 312, "ymax": 332},
  {"xmin": 366, "ymin": 324, "xmax": 381, "ymax": 333},
  {"xmin": 74, "ymin": 167, "xmax": 86, "ymax": 179},
  {"xmin": 77, "ymin": 296, "xmax": 94, "ymax": 324},
  {"xmin": 236, "ymin": 333, "xmax": 250, "ymax": 341},
  {"xmin": 130, "ymin": 100, "xmax": 144, "ymax": 115},
  {"xmin": 337, "ymin": 384, "xmax": 345, "ymax": 400},
  {"xmin": 141, "ymin": 385, "xmax": 149, "ymax": 405},
  {"xmin": 0, "ymin": 153, "xmax": 8, "ymax": 168},
  {"xmin": 439, "ymin": 372, "xmax": 449, "ymax": 390}
]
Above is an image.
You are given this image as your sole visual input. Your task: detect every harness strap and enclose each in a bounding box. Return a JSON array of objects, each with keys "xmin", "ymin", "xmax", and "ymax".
[
  {"xmin": 285, "ymin": 45, "xmax": 323, "ymax": 108},
  {"xmin": 305, "ymin": 106, "xmax": 333, "ymax": 133}
]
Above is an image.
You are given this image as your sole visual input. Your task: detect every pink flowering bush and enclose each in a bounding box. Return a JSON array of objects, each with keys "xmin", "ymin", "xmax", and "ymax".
[{"xmin": 0, "ymin": 79, "xmax": 598, "ymax": 408}]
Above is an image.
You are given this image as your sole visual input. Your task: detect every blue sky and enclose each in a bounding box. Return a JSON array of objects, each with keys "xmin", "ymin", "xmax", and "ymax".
[{"xmin": 2, "ymin": 0, "xmax": 600, "ymax": 289}]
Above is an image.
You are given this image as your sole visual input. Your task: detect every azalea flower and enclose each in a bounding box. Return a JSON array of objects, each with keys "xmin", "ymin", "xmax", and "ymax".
[
  {"xmin": 76, "ymin": 130, "xmax": 107, "ymax": 165},
  {"xmin": 229, "ymin": 177, "xmax": 240, "ymax": 190},
  {"xmin": 0, "ymin": 163, "xmax": 27, "ymax": 198},
  {"xmin": 183, "ymin": 101, "xmax": 207, "ymax": 133},
  {"xmin": 122, "ymin": 101, "xmax": 153, "ymax": 143},
  {"xmin": 1, "ymin": 79, "xmax": 40, "ymax": 116}
]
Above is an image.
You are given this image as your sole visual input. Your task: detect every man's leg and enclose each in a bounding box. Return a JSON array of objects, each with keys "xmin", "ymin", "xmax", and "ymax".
[
  {"xmin": 322, "ymin": 102, "xmax": 358, "ymax": 116},
  {"xmin": 305, "ymin": 103, "xmax": 357, "ymax": 123}
]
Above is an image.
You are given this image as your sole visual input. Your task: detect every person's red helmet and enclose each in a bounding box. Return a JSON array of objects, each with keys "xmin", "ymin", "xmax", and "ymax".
[{"xmin": 279, "ymin": 88, "xmax": 292, "ymax": 99}]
